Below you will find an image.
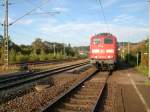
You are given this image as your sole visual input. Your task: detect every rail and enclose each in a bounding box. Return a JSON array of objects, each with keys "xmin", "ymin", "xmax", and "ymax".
[
  {"xmin": 0, "ymin": 61, "xmax": 89, "ymax": 91},
  {"xmin": 41, "ymin": 70, "xmax": 110, "ymax": 112},
  {"xmin": 40, "ymin": 69, "xmax": 98, "ymax": 112}
]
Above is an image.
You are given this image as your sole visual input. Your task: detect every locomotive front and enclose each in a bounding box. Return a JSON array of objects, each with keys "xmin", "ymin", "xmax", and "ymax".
[{"xmin": 89, "ymin": 33, "xmax": 117, "ymax": 70}]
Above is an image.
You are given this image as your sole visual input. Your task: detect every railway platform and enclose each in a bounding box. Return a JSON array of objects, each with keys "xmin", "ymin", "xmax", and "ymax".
[
  {"xmin": 126, "ymin": 68, "xmax": 150, "ymax": 112},
  {"xmin": 110, "ymin": 65, "xmax": 150, "ymax": 112}
]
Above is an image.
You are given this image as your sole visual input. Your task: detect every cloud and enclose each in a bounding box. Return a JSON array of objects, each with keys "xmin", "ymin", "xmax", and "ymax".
[
  {"xmin": 1, "ymin": 17, "xmax": 34, "ymax": 26},
  {"xmin": 111, "ymin": 14, "xmax": 146, "ymax": 26},
  {"xmin": 90, "ymin": 0, "xmax": 119, "ymax": 10},
  {"xmin": 39, "ymin": 22, "xmax": 148, "ymax": 46},
  {"xmin": 51, "ymin": 7, "xmax": 69, "ymax": 12},
  {"xmin": 16, "ymin": 19, "xmax": 34, "ymax": 25},
  {"xmin": 120, "ymin": 1, "xmax": 147, "ymax": 12},
  {"xmin": 102, "ymin": 0, "xmax": 119, "ymax": 7}
]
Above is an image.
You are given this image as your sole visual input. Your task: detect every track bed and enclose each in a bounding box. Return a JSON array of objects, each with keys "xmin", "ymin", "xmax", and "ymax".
[{"xmin": 42, "ymin": 71, "xmax": 109, "ymax": 112}]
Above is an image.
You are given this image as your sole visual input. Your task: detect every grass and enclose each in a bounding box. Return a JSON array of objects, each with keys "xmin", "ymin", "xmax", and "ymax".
[
  {"xmin": 144, "ymin": 80, "xmax": 150, "ymax": 86},
  {"xmin": 136, "ymin": 65, "xmax": 148, "ymax": 76},
  {"xmin": 135, "ymin": 65, "xmax": 150, "ymax": 86}
]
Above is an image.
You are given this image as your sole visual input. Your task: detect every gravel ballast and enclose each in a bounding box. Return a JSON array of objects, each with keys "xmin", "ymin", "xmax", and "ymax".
[{"xmin": 0, "ymin": 67, "xmax": 95, "ymax": 112}]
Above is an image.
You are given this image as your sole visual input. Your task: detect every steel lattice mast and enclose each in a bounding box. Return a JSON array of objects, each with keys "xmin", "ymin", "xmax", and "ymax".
[{"xmin": 3, "ymin": 0, "xmax": 9, "ymax": 67}]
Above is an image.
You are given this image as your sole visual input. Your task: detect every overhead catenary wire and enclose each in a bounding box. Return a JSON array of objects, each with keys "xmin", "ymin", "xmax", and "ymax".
[
  {"xmin": 9, "ymin": 0, "xmax": 51, "ymax": 26},
  {"xmin": 26, "ymin": 11, "xmax": 60, "ymax": 15},
  {"xmin": 25, "ymin": 0, "xmax": 60, "ymax": 15},
  {"xmin": 97, "ymin": 0, "xmax": 110, "ymax": 33},
  {"xmin": 25, "ymin": 0, "xmax": 47, "ymax": 13},
  {"xmin": 0, "ymin": 0, "xmax": 26, "ymax": 6}
]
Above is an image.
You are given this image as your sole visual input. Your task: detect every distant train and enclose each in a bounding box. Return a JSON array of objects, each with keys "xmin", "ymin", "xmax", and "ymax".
[{"xmin": 89, "ymin": 33, "xmax": 118, "ymax": 70}]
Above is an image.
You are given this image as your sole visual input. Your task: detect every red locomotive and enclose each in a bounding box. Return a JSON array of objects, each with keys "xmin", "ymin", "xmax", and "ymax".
[{"xmin": 89, "ymin": 33, "xmax": 118, "ymax": 70}]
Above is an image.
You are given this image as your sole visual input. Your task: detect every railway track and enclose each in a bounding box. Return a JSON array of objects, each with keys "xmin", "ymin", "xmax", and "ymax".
[
  {"xmin": 0, "ymin": 61, "xmax": 89, "ymax": 91},
  {"xmin": 41, "ymin": 70, "xmax": 110, "ymax": 112},
  {"xmin": 0, "ymin": 59, "xmax": 79, "ymax": 67}
]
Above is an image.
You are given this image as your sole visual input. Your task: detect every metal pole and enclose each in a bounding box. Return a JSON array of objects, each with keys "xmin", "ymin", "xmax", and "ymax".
[
  {"xmin": 63, "ymin": 44, "xmax": 66, "ymax": 59},
  {"xmin": 53, "ymin": 44, "xmax": 56, "ymax": 56},
  {"xmin": 123, "ymin": 42, "xmax": 124, "ymax": 60},
  {"xmin": 137, "ymin": 52, "xmax": 139, "ymax": 67},
  {"xmin": 128, "ymin": 42, "xmax": 130, "ymax": 63},
  {"xmin": 148, "ymin": 0, "xmax": 150, "ymax": 79},
  {"xmin": 3, "ymin": 0, "xmax": 9, "ymax": 67}
]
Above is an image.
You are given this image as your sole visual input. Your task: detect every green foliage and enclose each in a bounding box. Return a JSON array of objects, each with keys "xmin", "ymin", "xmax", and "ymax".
[
  {"xmin": 29, "ymin": 53, "xmax": 39, "ymax": 62},
  {"xmin": 125, "ymin": 53, "xmax": 137, "ymax": 66},
  {"xmin": 9, "ymin": 49, "xmax": 17, "ymax": 63},
  {"xmin": 137, "ymin": 65, "xmax": 148, "ymax": 76},
  {"xmin": 39, "ymin": 50, "xmax": 47, "ymax": 61},
  {"xmin": 0, "ymin": 37, "xmax": 85, "ymax": 64},
  {"xmin": 32, "ymin": 38, "xmax": 46, "ymax": 55},
  {"xmin": 0, "ymin": 35, "xmax": 3, "ymax": 48},
  {"xmin": 123, "ymin": 39, "xmax": 148, "ymax": 75},
  {"xmin": 16, "ymin": 53, "xmax": 29, "ymax": 63}
]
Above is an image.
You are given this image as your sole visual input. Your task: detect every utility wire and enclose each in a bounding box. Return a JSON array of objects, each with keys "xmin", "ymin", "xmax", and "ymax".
[
  {"xmin": 0, "ymin": 1, "xmax": 15, "ymax": 6},
  {"xmin": 97, "ymin": 0, "xmax": 110, "ymax": 32},
  {"xmin": 9, "ymin": 0, "xmax": 51, "ymax": 26},
  {"xmin": 28, "ymin": 11, "xmax": 60, "ymax": 15},
  {"xmin": 25, "ymin": 0, "xmax": 47, "ymax": 13},
  {"xmin": 25, "ymin": 0, "xmax": 60, "ymax": 16}
]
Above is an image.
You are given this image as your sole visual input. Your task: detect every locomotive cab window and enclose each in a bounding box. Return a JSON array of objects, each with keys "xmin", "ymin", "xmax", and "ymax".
[
  {"xmin": 93, "ymin": 38, "xmax": 100, "ymax": 44},
  {"xmin": 104, "ymin": 38, "xmax": 113, "ymax": 44}
]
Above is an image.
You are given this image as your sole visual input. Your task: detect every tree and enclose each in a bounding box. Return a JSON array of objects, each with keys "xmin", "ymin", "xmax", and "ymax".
[
  {"xmin": 39, "ymin": 50, "xmax": 47, "ymax": 61},
  {"xmin": 32, "ymin": 38, "xmax": 46, "ymax": 55},
  {"xmin": 9, "ymin": 49, "xmax": 17, "ymax": 63},
  {"xmin": 0, "ymin": 35, "xmax": 3, "ymax": 48}
]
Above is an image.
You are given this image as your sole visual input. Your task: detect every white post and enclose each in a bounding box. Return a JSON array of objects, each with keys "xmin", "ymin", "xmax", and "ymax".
[
  {"xmin": 128, "ymin": 42, "xmax": 130, "ymax": 63},
  {"xmin": 123, "ymin": 42, "xmax": 125, "ymax": 60}
]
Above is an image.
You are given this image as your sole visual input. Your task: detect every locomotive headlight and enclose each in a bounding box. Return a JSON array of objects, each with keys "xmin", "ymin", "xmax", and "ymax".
[
  {"xmin": 106, "ymin": 49, "xmax": 114, "ymax": 53},
  {"xmin": 92, "ymin": 49, "xmax": 99, "ymax": 53},
  {"xmin": 108, "ymin": 56, "xmax": 113, "ymax": 58},
  {"xmin": 108, "ymin": 56, "xmax": 111, "ymax": 58}
]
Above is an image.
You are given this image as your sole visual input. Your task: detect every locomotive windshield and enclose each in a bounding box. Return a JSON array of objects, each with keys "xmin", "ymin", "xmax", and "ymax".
[
  {"xmin": 104, "ymin": 38, "xmax": 113, "ymax": 44},
  {"xmin": 93, "ymin": 38, "xmax": 100, "ymax": 44}
]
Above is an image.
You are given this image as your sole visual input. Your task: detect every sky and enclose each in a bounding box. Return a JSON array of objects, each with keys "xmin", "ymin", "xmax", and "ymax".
[{"xmin": 0, "ymin": 0, "xmax": 148, "ymax": 46}]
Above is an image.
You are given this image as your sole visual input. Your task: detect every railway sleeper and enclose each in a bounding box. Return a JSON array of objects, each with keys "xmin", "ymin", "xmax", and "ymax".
[
  {"xmin": 82, "ymin": 82, "xmax": 100, "ymax": 86},
  {"xmin": 77, "ymin": 88, "xmax": 99, "ymax": 93},
  {"xmin": 56, "ymin": 108, "xmax": 78, "ymax": 112},
  {"xmin": 76, "ymin": 91, "xmax": 99, "ymax": 96},
  {"xmin": 79, "ymin": 86, "xmax": 103, "ymax": 91},
  {"xmin": 68, "ymin": 98, "xmax": 95, "ymax": 105},
  {"xmin": 72, "ymin": 94, "xmax": 97, "ymax": 99},
  {"xmin": 58, "ymin": 103, "xmax": 93, "ymax": 112},
  {"xmin": 80, "ymin": 84, "xmax": 101, "ymax": 88}
]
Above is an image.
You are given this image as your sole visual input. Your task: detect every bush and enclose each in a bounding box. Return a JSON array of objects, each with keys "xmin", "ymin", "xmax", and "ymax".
[
  {"xmin": 9, "ymin": 49, "xmax": 17, "ymax": 63},
  {"xmin": 137, "ymin": 64, "xmax": 148, "ymax": 76},
  {"xmin": 16, "ymin": 54, "xmax": 29, "ymax": 63},
  {"xmin": 29, "ymin": 53, "xmax": 39, "ymax": 62}
]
